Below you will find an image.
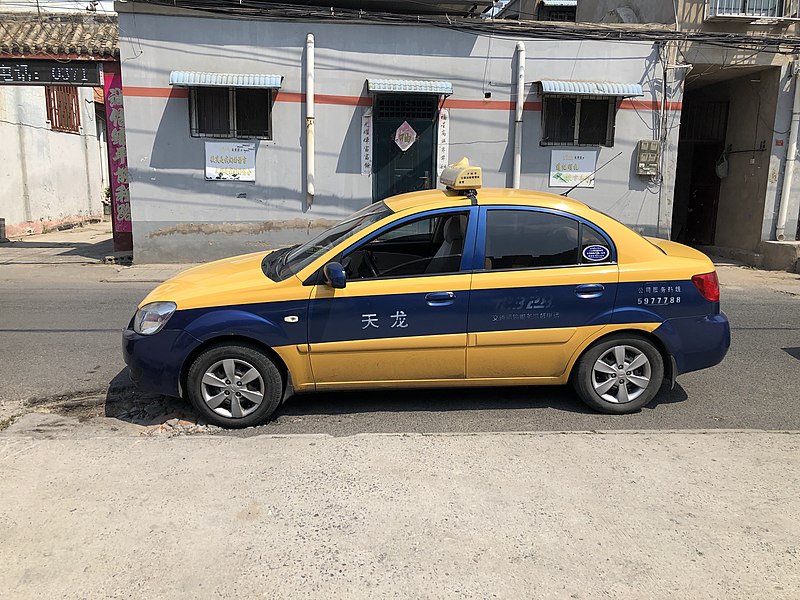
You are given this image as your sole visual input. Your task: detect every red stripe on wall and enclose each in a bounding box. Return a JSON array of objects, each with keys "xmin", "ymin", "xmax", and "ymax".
[
  {"xmin": 124, "ymin": 86, "xmax": 188, "ymax": 98},
  {"xmin": 620, "ymin": 99, "xmax": 682, "ymax": 111},
  {"xmin": 122, "ymin": 87, "xmax": 682, "ymax": 111},
  {"xmin": 443, "ymin": 99, "xmax": 543, "ymax": 111},
  {"xmin": 275, "ymin": 91, "xmax": 372, "ymax": 106}
]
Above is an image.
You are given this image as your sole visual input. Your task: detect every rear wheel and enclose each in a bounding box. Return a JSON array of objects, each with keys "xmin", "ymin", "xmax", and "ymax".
[
  {"xmin": 572, "ymin": 334, "xmax": 664, "ymax": 414},
  {"xmin": 187, "ymin": 344, "xmax": 283, "ymax": 428}
]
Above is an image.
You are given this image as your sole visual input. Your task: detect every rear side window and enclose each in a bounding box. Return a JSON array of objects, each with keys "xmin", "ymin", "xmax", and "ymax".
[
  {"xmin": 484, "ymin": 210, "xmax": 580, "ymax": 270},
  {"xmin": 579, "ymin": 223, "xmax": 613, "ymax": 264}
]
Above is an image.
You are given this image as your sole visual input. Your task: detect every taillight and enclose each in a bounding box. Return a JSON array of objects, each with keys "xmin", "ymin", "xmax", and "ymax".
[{"xmin": 691, "ymin": 271, "xmax": 720, "ymax": 302}]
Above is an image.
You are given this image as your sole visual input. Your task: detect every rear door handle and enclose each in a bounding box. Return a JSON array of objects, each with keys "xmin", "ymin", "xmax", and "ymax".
[
  {"xmin": 425, "ymin": 291, "xmax": 455, "ymax": 306},
  {"xmin": 575, "ymin": 284, "xmax": 604, "ymax": 299}
]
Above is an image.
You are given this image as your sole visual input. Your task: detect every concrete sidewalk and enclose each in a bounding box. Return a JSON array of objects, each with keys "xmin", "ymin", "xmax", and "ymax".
[
  {"xmin": 0, "ymin": 220, "xmax": 115, "ymax": 265},
  {"xmin": 0, "ymin": 429, "xmax": 797, "ymax": 599}
]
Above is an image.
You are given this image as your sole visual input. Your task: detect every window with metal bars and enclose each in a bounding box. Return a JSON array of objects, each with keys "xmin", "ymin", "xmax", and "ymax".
[
  {"xmin": 539, "ymin": 6, "xmax": 577, "ymax": 21},
  {"xmin": 541, "ymin": 96, "xmax": 616, "ymax": 147},
  {"xmin": 374, "ymin": 96, "xmax": 438, "ymax": 120},
  {"xmin": 44, "ymin": 85, "xmax": 81, "ymax": 133},
  {"xmin": 545, "ymin": 10, "xmax": 577, "ymax": 21},
  {"xmin": 189, "ymin": 87, "xmax": 273, "ymax": 139}
]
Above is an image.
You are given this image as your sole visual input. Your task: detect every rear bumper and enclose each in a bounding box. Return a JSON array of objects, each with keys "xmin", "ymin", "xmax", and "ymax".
[
  {"xmin": 653, "ymin": 311, "xmax": 730, "ymax": 376},
  {"xmin": 122, "ymin": 328, "xmax": 202, "ymax": 397}
]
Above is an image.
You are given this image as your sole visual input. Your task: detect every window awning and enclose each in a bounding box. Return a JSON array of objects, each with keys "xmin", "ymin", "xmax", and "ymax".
[
  {"xmin": 539, "ymin": 80, "xmax": 644, "ymax": 97},
  {"xmin": 169, "ymin": 71, "xmax": 283, "ymax": 89},
  {"xmin": 541, "ymin": 0, "xmax": 577, "ymax": 6},
  {"xmin": 367, "ymin": 79, "xmax": 453, "ymax": 95}
]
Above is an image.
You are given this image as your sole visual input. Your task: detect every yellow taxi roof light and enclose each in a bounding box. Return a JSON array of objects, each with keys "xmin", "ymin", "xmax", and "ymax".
[{"xmin": 440, "ymin": 157, "xmax": 482, "ymax": 190}]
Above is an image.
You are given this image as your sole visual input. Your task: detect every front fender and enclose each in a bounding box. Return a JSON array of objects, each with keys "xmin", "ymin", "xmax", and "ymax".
[{"xmin": 178, "ymin": 308, "xmax": 299, "ymax": 348}]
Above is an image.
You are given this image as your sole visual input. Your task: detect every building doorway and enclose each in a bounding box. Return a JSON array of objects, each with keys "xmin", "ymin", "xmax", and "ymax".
[
  {"xmin": 372, "ymin": 94, "xmax": 438, "ymax": 201},
  {"xmin": 672, "ymin": 99, "xmax": 729, "ymax": 245}
]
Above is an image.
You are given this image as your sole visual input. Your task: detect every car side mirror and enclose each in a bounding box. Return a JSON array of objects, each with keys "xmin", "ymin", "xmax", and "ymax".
[{"xmin": 323, "ymin": 262, "xmax": 346, "ymax": 289}]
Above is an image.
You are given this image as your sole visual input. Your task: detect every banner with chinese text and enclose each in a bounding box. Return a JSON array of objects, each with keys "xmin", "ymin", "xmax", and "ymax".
[
  {"xmin": 205, "ymin": 142, "xmax": 256, "ymax": 181},
  {"xmin": 549, "ymin": 150, "xmax": 598, "ymax": 188},
  {"xmin": 102, "ymin": 62, "xmax": 132, "ymax": 236}
]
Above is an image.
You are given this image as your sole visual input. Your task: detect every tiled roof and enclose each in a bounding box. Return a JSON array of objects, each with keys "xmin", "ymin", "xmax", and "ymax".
[{"xmin": 0, "ymin": 13, "xmax": 118, "ymax": 58}]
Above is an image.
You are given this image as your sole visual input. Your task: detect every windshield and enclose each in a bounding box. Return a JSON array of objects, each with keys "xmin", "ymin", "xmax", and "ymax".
[{"xmin": 276, "ymin": 201, "xmax": 392, "ymax": 280}]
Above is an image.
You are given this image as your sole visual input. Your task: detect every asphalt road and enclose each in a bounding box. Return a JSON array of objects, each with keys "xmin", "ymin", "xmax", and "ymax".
[
  {"xmin": 0, "ymin": 264, "xmax": 153, "ymax": 415},
  {"xmin": 1, "ymin": 262, "xmax": 799, "ymax": 432}
]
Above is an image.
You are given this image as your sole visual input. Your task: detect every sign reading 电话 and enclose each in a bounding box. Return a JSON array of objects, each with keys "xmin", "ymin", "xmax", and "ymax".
[
  {"xmin": 0, "ymin": 60, "xmax": 101, "ymax": 85},
  {"xmin": 205, "ymin": 142, "xmax": 256, "ymax": 181},
  {"xmin": 549, "ymin": 149, "xmax": 598, "ymax": 188}
]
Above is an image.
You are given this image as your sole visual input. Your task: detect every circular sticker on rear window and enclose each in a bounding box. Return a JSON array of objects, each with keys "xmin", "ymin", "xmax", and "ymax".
[{"xmin": 583, "ymin": 245, "xmax": 610, "ymax": 262}]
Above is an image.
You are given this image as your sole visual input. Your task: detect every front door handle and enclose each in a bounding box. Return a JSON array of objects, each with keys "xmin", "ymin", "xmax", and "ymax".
[
  {"xmin": 425, "ymin": 291, "xmax": 455, "ymax": 306},
  {"xmin": 575, "ymin": 284, "xmax": 604, "ymax": 299}
]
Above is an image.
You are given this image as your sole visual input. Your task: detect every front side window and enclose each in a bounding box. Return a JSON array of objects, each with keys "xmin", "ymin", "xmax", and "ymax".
[
  {"xmin": 190, "ymin": 87, "xmax": 272, "ymax": 139},
  {"xmin": 344, "ymin": 211, "xmax": 469, "ymax": 280},
  {"xmin": 541, "ymin": 96, "xmax": 616, "ymax": 147},
  {"xmin": 45, "ymin": 85, "xmax": 80, "ymax": 133},
  {"xmin": 484, "ymin": 210, "xmax": 580, "ymax": 270}
]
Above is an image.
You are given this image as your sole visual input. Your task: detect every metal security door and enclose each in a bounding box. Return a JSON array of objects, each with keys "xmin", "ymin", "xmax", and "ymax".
[
  {"xmin": 373, "ymin": 94, "xmax": 438, "ymax": 201},
  {"xmin": 674, "ymin": 99, "xmax": 729, "ymax": 245}
]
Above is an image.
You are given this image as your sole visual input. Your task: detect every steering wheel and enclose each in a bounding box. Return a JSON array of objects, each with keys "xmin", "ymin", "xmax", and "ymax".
[{"xmin": 362, "ymin": 249, "xmax": 380, "ymax": 278}]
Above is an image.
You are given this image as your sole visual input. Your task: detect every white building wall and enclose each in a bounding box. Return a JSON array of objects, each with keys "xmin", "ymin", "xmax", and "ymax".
[{"xmin": 0, "ymin": 85, "xmax": 105, "ymax": 236}]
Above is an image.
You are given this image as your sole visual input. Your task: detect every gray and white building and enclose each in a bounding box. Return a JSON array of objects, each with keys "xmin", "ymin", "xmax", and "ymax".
[{"xmin": 117, "ymin": 0, "xmax": 687, "ymax": 263}]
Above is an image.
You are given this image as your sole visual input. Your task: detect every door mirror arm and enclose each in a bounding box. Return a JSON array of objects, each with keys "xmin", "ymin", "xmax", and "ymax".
[{"xmin": 323, "ymin": 262, "xmax": 347, "ymax": 289}]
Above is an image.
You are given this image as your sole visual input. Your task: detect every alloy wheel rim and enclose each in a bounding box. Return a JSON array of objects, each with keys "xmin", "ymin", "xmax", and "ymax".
[
  {"xmin": 591, "ymin": 345, "xmax": 652, "ymax": 404},
  {"xmin": 201, "ymin": 358, "xmax": 265, "ymax": 418}
]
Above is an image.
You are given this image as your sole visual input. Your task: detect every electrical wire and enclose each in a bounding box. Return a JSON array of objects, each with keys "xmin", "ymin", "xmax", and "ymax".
[{"xmin": 128, "ymin": 0, "xmax": 800, "ymax": 55}]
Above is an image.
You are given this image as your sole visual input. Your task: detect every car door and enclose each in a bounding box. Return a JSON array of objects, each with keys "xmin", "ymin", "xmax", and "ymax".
[
  {"xmin": 467, "ymin": 207, "xmax": 619, "ymax": 380},
  {"xmin": 307, "ymin": 207, "xmax": 477, "ymax": 386}
]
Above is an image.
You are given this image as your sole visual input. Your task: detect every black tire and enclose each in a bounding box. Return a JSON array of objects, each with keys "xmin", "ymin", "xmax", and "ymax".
[
  {"xmin": 572, "ymin": 334, "xmax": 665, "ymax": 414},
  {"xmin": 186, "ymin": 344, "xmax": 283, "ymax": 428}
]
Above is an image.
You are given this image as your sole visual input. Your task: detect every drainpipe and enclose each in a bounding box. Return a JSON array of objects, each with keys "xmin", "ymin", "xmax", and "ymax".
[
  {"xmin": 777, "ymin": 61, "xmax": 800, "ymax": 240},
  {"xmin": 306, "ymin": 33, "xmax": 315, "ymax": 208},
  {"xmin": 512, "ymin": 41, "xmax": 525, "ymax": 189}
]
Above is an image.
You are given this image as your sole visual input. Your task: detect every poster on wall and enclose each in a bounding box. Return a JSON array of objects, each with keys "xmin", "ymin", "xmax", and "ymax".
[
  {"xmin": 103, "ymin": 63, "xmax": 131, "ymax": 237},
  {"xmin": 361, "ymin": 108, "xmax": 372, "ymax": 177},
  {"xmin": 437, "ymin": 109, "xmax": 450, "ymax": 177},
  {"xmin": 205, "ymin": 142, "xmax": 256, "ymax": 181},
  {"xmin": 549, "ymin": 149, "xmax": 598, "ymax": 188}
]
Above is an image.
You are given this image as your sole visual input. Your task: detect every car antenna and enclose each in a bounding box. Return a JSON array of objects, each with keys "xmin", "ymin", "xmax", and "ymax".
[{"xmin": 560, "ymin": 151, "xmax": 623, "ymax": 197}]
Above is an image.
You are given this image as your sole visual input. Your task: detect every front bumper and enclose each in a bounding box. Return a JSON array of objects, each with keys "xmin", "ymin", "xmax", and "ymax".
[
  {"xmin": 653, "ymin": 311, "xmax": 730, "ymax": 376},
  {"xmin": 122, "ymin": 327, "xmax": 202, "ymax": 397}
]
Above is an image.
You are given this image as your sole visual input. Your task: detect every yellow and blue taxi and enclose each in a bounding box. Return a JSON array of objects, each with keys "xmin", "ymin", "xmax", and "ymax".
[{"xmin": 123, "ymin": 159, "xmax": 730, "ymax": 428}]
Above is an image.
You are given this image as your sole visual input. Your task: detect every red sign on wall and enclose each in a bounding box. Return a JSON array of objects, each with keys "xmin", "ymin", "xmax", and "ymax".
[{"xmin": 103, "ymin": 63, "xmax": 132, "ymax": 239}]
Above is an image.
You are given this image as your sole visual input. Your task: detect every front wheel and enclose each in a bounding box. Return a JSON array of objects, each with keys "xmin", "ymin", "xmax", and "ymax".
[
  {"xmin": 572, "ymin": 334, "xmax": 665, "ymax": 414},
  {"xmin": 186, "ymin": 344, "xmax": 283, "ymax": 428}
]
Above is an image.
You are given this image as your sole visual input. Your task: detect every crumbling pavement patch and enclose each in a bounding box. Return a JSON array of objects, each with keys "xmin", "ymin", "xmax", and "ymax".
[{"xmin": 8, "ymin": 379, "xmax": 222, "ymax": 438}]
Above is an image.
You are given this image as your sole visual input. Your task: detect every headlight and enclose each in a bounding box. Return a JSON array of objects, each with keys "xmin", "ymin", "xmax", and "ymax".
[{"xmin": 133, "ymin": 301, "xmax": 177, "ymax": 335}]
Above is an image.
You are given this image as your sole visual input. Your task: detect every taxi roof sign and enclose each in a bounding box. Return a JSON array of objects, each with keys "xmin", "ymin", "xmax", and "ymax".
[{"xmin": 440, "ymin": 157, "xmax": 482, "ymax": 191}]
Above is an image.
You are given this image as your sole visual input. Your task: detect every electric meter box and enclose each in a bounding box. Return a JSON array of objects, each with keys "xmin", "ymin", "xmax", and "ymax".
[{"xmin": 636, "ymin": 140, "xmax": 660, "ymax": 176}]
